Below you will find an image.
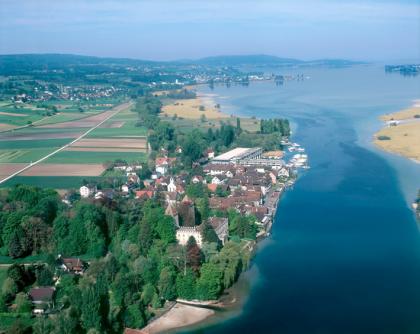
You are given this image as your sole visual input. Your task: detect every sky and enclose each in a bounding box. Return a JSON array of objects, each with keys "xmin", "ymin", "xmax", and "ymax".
[{"xmin": 0, "ymin": 0, "xmax": 419, "ymax": 62}]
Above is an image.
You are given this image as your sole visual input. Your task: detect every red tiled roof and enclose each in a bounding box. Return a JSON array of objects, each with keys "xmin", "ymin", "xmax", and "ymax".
[
  {"xmin": 29, "ymin": 287, "xmax": 55, "ymax": 302},
  {"xmin": 135, "ymin": 190, "xmax": 154, "ymax": 199},
  {"xmin": 207, "ymin": 184, "xmax": 218, "ymax": 192}
]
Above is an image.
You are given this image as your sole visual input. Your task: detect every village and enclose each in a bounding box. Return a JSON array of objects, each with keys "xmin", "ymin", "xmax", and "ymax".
[
  {"xmin": 17, "ymin": 145, "xmax": 297, "ymax": 319},
  {"xmin": 77, "ymin": 146, "xmax": 297, "ymax": 251}
]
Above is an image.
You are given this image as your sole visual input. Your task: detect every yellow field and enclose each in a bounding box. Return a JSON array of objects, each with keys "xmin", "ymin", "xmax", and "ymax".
[
  {"xmin": 374, "ymin": 103, "xmax": 420, "ymax": 162},
  {"xmin": 161, "ymin": 94, "xmax": 229, "ymax": 120},
  {"xmin": 381, "ymin": 104, "xmax": 420, "ymax": 121}
]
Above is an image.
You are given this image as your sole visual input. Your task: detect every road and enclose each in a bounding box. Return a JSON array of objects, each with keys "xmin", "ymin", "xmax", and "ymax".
[{"xmin": 0, "ymin": 101, "xmax": 133, "ymax": 185}]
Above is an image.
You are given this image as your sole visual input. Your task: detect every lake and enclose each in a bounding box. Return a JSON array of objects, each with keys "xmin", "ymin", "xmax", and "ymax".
[{"xmin": 184, "ymin": 65, "xmax": 420, "ymax": 334}]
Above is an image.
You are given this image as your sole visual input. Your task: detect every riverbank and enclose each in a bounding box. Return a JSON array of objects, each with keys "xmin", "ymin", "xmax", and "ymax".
[
  {"xmin": 374, "ymin": 101, "xmax": 420, "ymax": 163},
  {"xmin": 142, "ymin": 303, "xmax": 215, "ymax": 334}
]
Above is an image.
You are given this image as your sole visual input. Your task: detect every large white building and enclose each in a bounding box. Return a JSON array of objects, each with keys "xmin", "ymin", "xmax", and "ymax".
[
  {"xmin": 212, "ymin": 147, "xmax": 263, "ymax": 164},
  {"xmin": 176, "ymin": 226, "xmax": 203, "ymax": 247}
]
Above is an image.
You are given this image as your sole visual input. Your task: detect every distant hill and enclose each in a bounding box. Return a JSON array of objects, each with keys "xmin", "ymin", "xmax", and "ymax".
[
  {"xmin": 190, "ymin": 54, "xmax": 303, "ymax": 66},
  {"xmin": 0, "ymin": 53, "xmax": 159, "ymax": 75},
  {"xmin": 0, "ymin": 53, "xmax": 365, "ymax": 75}
]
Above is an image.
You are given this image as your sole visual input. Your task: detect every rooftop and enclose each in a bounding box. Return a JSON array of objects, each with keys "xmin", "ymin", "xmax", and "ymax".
[{"xmin": 213, "ymin": 147, "xmax": 262, "ymax": 162}]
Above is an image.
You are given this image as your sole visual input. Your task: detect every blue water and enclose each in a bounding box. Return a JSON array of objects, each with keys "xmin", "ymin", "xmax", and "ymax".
[{"xmin": 187, "ymin": 65, "xmax": 420, "ymax": 334}]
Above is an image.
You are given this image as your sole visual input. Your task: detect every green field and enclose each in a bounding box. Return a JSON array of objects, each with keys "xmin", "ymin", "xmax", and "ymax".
[
  {"xmin": 33, "ymin": 112, "xmax": 96, "ymax": 126},
  {"xmin": 0, "ymin": 138, "xmax": 71, "ymax": 149},
  {"xmin": 0, "ymin": 148, "xmax": 58, "ymax": 163},
  {"xmin": 45, "ymin": 150, "xmax": 147, "ymax": 164},
  {"xmin": 85, "ymin": 105, "xmax": 147, "ymax": 137},
  {"xmin": 0, "ymin": 175, "xmax": 126, "ymax": 189}
]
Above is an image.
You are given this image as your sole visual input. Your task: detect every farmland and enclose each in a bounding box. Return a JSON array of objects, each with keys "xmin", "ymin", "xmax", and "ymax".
[{"xmin": 0, "ymin": 101, "xmax": 149, "ymax": 187}]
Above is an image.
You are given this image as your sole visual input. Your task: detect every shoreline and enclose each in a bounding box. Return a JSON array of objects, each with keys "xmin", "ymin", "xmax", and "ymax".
[{"xmin": 373, "ymin": 100, "xmax": 420, "ymax": 163}]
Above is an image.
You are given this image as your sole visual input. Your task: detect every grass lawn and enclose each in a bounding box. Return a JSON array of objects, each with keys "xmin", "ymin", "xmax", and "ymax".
[{"xmin": 45, "ymin": 150, "xmax": 147, "ymax": 164}]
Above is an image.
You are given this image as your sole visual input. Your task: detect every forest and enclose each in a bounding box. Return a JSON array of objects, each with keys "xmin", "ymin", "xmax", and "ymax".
[{"xmin": 0, "ymin": 183, "xmax": 254, "ymax": 333}]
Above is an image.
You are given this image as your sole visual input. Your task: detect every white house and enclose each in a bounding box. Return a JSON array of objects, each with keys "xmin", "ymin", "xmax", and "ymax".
[
  {"xmin": 156, "ymin": 165, "xmax": 168, "ymax": 175},
  {"xmin": 80, "ymin": 185, "xmax": 96, "ymax": 198},
  {"xmin": 176, "ymin": 226, "xmax": 203, "ymax": 247},
  {"xmin": 278, "ymin": 167, "xmax": 290, "ymax": 178}
]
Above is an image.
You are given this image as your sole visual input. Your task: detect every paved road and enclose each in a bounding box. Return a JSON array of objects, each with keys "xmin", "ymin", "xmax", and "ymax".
[{"xmin": 0, "ymin": 101, "xmax": 133, "ymax": 185}]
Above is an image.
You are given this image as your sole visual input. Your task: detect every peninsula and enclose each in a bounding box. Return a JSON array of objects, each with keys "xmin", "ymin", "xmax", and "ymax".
[{"xmin": 374, "ymin": 101, "xmax": 420, "ymax": 163}]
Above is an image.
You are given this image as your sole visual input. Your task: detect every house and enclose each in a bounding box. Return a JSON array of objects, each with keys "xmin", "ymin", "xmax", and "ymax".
[
  {"xmin": 207, "ymin": 184, "xmax": 218, "ymax": 193},
  {"xmin": 208, "ymin": 217, "xmax": 229, "ymax": 245},
  {"xmin": 278, "ymin": 167, "xmax": 290, "ymax": 178},
  {"xmin": 155, "ymin": 164, "xmax": 168, "ymax": 175},
  {"xmin": 28, "ymin": 287, "xmax": 55, "ymax": 314},
  {"xmin": 58, "ymin": 256, "xmax": 87, "ymax": 275},
  {"xmin": 135, "ymin": 189, "xmax": 154, "ymax": 199},
  {"xmin": 176, "ymin": 146, "xmax": 183, "ymax": 154},
  {"xmin": 94, "ymin": 189, "xmax": 114, "ymax": 200},
  {"xmin": 191, "ymin": 175, "xmax": 204, "ymax": 184},
  {"xmin": 204, "ymin": 163, "xmax": 237, "ymax": 176},
  {"xmin": 206, "ymin": 148, "xmax": 215, "ymax": 159},
  {"xmin": 176, "ymin": 226, "xmax": 203, "ymax": 247},
  {"xmin": 128, "ymin": 174, "xmax": 140, "ymax": 185},
  {"xmin": 122, "ymin": 183, "xmax": 137, "ymax": 194},
  {"xmin": 211, "ymin": 175, "xmax": 227, "ymax": 185},
  {"xmin": 79, "ymin": 185, "xmax": 96, "ymax": 198}
]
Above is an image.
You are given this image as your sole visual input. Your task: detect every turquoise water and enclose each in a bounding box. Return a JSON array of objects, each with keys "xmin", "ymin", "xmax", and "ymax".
[{"xmin": 188, "ymin": 65, "xmax": 420, "ymax": 334}]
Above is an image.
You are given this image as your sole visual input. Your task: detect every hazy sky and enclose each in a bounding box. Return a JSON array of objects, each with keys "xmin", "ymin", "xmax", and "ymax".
[{"xmin": 0, "ymin": 0, "xmax": 419, "ymax": 61}]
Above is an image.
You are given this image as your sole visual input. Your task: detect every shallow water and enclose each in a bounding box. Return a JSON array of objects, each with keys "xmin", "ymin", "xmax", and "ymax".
[{"xmin": 182, "ymin": 65, "xmax": 420, "ymax": 334}]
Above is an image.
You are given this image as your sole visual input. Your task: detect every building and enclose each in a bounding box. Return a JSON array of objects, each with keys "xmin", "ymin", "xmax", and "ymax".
[
  {"xmin": 167, "ymin": 177, "xmax": 177, "ymax": 192},
  {"xmin": 79, "ymin": 185, "xmax": 96, "ymax": 198},
  {"xmin": 208, "ymin": 217, "xmax": 229, "ymax": 245},
  {"xmin": 58, "ymin": 256, "xmax": 87, "ymax": 275},
  {"xmin": 176, "ymin": 226, "xmax": 203, "ymax": 247},
  {"xmin": 28, "ymin": 287, "xmax": 55, "ymax": 314},
  {"xmin": 212, "ymin": 147, "xmax": 263, "ymax": 164}
]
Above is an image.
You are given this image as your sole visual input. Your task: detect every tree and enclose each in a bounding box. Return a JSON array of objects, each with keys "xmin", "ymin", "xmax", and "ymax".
[
  {"xmin": 176, "ymin": 269, "xmax": 196, "ymax": 300},
  {"xmin": 216, "ymin": 241, "xmax": 243, "ymax": 288},
  {"xmin": 229, "ymin": 212, "xmax": 258, "ymax": 240},
  {"xmin": 8, "ymin": 228, "xmax": 28, "ymax": 259},
  {"xmin": 155, "ymin": 216, "xmax": 176, "ymax": 245},
  {"xmin": 158, "ymin": 266, "xmax": 176, "ymax": 301},
  {"xmin": 2, "ymin": 277, "xmax": 18, "ymax": 301},
  {"xmin": 81, "ymin": 285, "xmax": 102, "ymax": 332},
  {"xmin": 7, "ymin": 264, "xmax": 28, "ymax": 291},
  {"xmin": 186, "ymin": 237, "xmax": 203, "ymax": 275},
  {"xmin": 141, "ymin": 283, "xmax": 157, "ymax": 306},
  {"xmin": 196, "ymin": 262, "xmax": 222, "ymax": 300},
  {"xmin": 14, "ymin": 292, "xmax": 32, "ymax": 313},
  {"xmin": 236, "ymin": 118, "xmax": 242, "ymax": 135},
  {"xmin": 124, "ymin": 302, "xmax": 146, "ymax": 329},
  {"xmin": 201, "ymin": 222, "xmax": 219, "ymax": 244},
  {"xmin": 36, "ymin": 266, "xmax": 54, "ymax": 286}
]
